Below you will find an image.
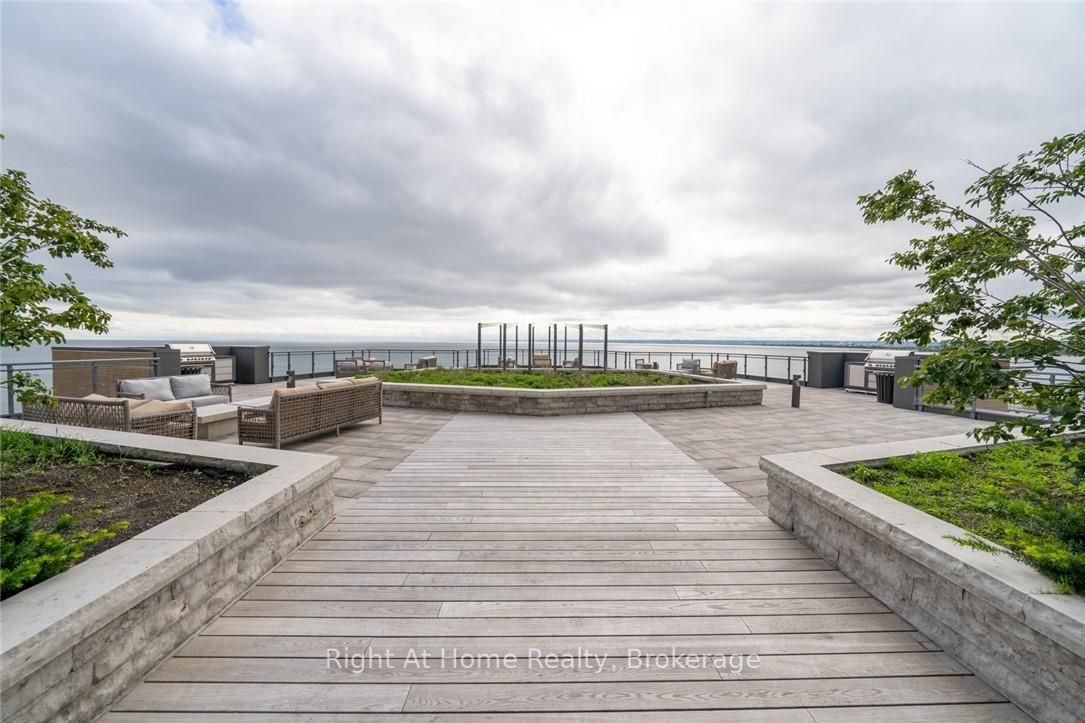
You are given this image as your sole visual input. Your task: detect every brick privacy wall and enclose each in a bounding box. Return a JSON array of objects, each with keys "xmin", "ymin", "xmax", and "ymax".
[
  {"xmin": 50, "ymin": 350, "xmax": 158, "ymax": 398},
  {"xmin": 382, "ymin": 386, "xmax": 764, "ymax": 415},
  {"xmin": 1, "ymin": 481, "xmax": 334, "ymax": 723},
  {"xmin": 767, "ymin": 471, "xmax": 1084, "ymax": 723}
]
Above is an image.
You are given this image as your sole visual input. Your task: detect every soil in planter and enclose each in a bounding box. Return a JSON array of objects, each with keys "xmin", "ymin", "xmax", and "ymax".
[
  {"xmin": 1, "ymin": 431, "xmax": 250, "ymax": 595},
  {"xmin": 3, "ymin": 461, "xmax": 248, "ymax": 553}
]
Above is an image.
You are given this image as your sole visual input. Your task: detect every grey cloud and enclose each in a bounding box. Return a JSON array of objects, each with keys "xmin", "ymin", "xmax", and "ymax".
[
  {"xmin": 4, "ymin": 2, "xmax": 665, "ymax": 299},
  {"xmin": 3, "ymin": 2, "xmax": 1081, "ymax": 338}
]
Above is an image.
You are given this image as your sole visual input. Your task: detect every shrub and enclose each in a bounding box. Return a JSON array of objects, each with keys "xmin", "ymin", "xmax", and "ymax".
[{"xmin": 0, "ymin": 492, "xmax": 127, "ymax": 598}]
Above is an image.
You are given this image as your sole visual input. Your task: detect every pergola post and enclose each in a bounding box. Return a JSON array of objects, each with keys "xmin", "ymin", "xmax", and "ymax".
[
  {"xmin": 528, "ymin": 324, "xmax": 534, "ymax": 370},
  {"xmin": 578, "ymin": 324, "xmax": 584, "ymax": 370},
  {"xmin": 603, "ymin": 324, "xmax": 608, "ymax": 370},
  {"xmin": 476, "ymin": 323, "xmax": 482, "ymax": 369},
  {"xmin": 501, "ymin": 323, "xmax": 507, "ymax": 369},
  {"xmin": 553, "ymin": 323, "xmax": 558, "ymax": 366}
]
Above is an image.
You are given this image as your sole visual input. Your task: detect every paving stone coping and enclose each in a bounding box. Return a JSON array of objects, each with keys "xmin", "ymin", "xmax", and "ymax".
[
  {"xmin": 0, "ymin": 418, "xmax": 340, "ymax": 694},
  {"xmin": 760, "ymin": 433, "xmax": 1085, "ymax": 720}
]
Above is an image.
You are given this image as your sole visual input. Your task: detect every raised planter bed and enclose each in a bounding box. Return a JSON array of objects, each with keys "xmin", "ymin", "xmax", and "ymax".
[
  {"xmin": 0, "ymin": 419, "xmax": 338, "ymax": 723},
  {"xmin": 760, "ymin": 434, "xmax": 1085, "ymax": 723},
  {"xmin": 379, "ymin": 370, "xmax": 765, "ymax": 415}
]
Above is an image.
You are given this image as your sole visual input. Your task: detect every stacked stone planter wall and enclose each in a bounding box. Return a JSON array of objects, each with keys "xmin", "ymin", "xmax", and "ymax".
[
  {"xmin": 761, "ymin": 435, "xmax": 1085, "ymax": 723},
  {"xmin": 0, "ymin": 420, "xmax": 339, "ymax": 723},
  {"xmin": 382, "ymin": 375, "xmax": 765, "ymax": 415}
]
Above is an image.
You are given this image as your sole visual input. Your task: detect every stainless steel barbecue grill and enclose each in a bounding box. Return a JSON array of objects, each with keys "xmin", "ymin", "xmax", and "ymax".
[
  {"xmin": 863, "ymin": 349, "xmax": 904, "ymax": 375},
  {"xmin": 864, "ymin": 349, "xmax": 909, "ymax": 403},
  {"xmin": 167, "ymin": 343, "xmax": 217, "ymax": 375},
  {"xmin": 845, "ymin": 349, "xmax": 910, "ymax": 397}
]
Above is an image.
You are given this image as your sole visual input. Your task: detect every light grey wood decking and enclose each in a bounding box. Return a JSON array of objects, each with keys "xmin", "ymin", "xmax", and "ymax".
[{"xmin": 106, "ymin": 412, "xmax": 1025, "ymax": 721}]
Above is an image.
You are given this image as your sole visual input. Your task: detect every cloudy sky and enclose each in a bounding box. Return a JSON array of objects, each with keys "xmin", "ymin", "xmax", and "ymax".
[{"xmin": 3, "ymin": 1, "xmax": 1082, "ymax": 342}]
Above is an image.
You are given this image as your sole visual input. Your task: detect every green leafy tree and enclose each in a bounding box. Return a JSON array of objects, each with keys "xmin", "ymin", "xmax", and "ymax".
[
  {"xmin": 1, "ymin": 136, "xmax": 124, "ymax": 404},
  {"xmin": 858, "ymin": 131, "xmax": 1084, "ymax": 473}
]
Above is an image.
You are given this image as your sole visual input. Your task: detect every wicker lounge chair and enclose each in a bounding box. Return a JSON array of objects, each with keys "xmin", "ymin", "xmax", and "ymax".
[
  {"xmin": 238, "ymin": 377, "xmax": 382, "ymax": 448},
  {"xmin": 677, "ymin": 358, "xmax": 702, "ymax": 374},
  {"xmin": 22, "ymin": 396, "xmax": 197, "ymax": 439}
]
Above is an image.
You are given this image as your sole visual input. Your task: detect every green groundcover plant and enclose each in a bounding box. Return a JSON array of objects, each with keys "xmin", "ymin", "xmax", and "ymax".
[
  {"xmin": 0, "ymin": 431, "xmax": 127, "ymax": 597},
  {"xmin": 846, "ymin": 440, "xmax": 1085, "ymax": 594},
  {"xmin": 372, "ymin": 369, "xmax": 692, "ymax": 389}
]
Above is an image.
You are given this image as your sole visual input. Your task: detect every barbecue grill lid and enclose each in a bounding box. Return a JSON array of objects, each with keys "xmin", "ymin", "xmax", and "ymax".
[
  {"xmin": 864, "ymin": 349, "xmax": 909, "ymax": 363},
  {"xmin": 166, "ymin": 343, "xmax": 215, "ymax": 354}
]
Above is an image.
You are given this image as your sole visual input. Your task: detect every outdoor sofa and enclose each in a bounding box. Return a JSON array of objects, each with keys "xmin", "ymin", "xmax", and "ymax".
[
  {"xmin": 335, "ymin": 358, "xmax": 389, "ymax": 377},
  {"xmin": 117, "ymin": 374, "xmax": 232, "ymax": 407},
  {"xmin": 22, "ymin": 395, "xmax": 197, "ymax": 439},
  {"xmin": 238, "ymin": 377, "xmax": 382, "ymax": 448}
]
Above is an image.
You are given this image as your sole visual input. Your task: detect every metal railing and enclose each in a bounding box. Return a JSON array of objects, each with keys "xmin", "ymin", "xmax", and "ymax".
[
  {"xmin": 268, "ymin": 349, "xmax": 477, "ymax": 381},
  {"xmin": 915, "ymin": 365, "xmax": 1072, "ymax": 421},
  {"xmin": 2, "ymin": 356, "xmax": 161, "ymax": 417},
  {"xmin": 267, "ymin": 347, "xmax": 808, "ymax": 384}
]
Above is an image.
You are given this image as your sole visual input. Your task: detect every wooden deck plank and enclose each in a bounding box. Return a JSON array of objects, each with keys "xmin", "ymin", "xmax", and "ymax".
[
  {"xmin": 273, "ymin": 560, "xmax": 834, "ymax": 573},
  {"xmin": 224, "ymin": 597, "xmax": 887, "ymax": 618},
  {"xmin": 395, "ymin": 571, "xmax": 845, "ymax": 585},
  {"xmin": 809, "ymin": 703, "xmax": 1031, "ymax": 722},
  {"xmin": 101, "ymin": 710, "xmax": 820, "ymax": 721},
  {"xmin": 287, "ymin": 548, "xmax": 821, "ymax": 561},
  {"xmin": 434, "ymin": 598, "xmax": 889, "ymax": 618},
  {"xmin": 243, "ymin": 583, "xmax": 865, "ymax": 602},
  {"xmin": 98, "ymin": 706, "xmax": 1032, "ymax": 723},
  {"xmin": 302, "ymin": 538, "xmax": 811, "ymax": 549},
  {"xmin": 425, "ymin": 530, "xmax": 796, "ymax": 540},
  {"xmin": 261, "ymin": 570, "xmax": 852, "ymax": 586},
  {"xmin": 201, "ymin": 616, "xmax": 755, "ymax": 636},
  {"xmin": 114, "ymin": 683, "xmax": 410, "ymax": 713},
  {"xmin": 113, "ymin": 411, "xmax": 1006, "ymax": 718},
  {"xmin": 175, "ymin": 631, "xmax": 937, "ymax": 658},
  {"xmin": 401, "ymin": 676, "xmax": 1005, "ymax": 712},
  {"xmin": 245, "ymin": 585, "xmax": 686, "ymax": 601},
  {"xmin": 147, "ymin": 651, "xmax": 967, "ymax": 684},
  {"xmin": 449, "ymin": 549, "xmax": 822, "ymax": 560}
]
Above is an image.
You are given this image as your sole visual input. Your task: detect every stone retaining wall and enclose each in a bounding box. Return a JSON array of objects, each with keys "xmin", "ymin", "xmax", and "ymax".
[
  {"xmin": 761, "ymin": 436, "xmax": 1085, "ymax": 723},
  {"xmin": 0, "ymin": 420, "xmax": 339, "ymax": 723},
  {"xmin": 382, "ymin": 378, "xmax": 765, "ymax": 415}
]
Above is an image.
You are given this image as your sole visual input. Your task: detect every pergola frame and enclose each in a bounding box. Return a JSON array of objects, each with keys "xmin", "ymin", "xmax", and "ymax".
[{"xmin": 478, "ymin": 322, "xmax": 608, "ymax": 371}]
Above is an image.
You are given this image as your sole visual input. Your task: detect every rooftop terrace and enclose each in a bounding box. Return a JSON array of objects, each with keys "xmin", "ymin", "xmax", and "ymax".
[{"xmin": 97, "ymin": 380, "xmax": 1025, "ymax": 720}]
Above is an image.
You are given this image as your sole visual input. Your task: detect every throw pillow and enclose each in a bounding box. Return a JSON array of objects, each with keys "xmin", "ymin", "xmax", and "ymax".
[{"xmin": 119, "ymin": 377, "xmax": 175, "ymax": 401}]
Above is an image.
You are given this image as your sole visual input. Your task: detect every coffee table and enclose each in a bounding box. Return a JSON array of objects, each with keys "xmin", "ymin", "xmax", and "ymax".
[
  {"xmin": 232, "ymin": 396, "xmax": 273, "ymax": 408},
  {"xmin": 196, "ymin": 403, "xmax": 239, "ymax": 441}
]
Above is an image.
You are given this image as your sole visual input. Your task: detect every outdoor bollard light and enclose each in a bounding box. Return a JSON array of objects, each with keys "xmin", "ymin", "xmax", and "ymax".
[
  {"xmin": 287, "ymin": 370, "xmax": 296, "ymax": 388},
  {"xmin": 791, "ymin": 374, "xmax": 801, "ymax": 408}
]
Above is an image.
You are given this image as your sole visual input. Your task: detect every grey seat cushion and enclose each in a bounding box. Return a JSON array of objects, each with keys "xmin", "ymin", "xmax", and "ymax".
[
  {"xmin": 185, "ymin": 394, "xmax": 229, "ymax": 408},
  {"xmin": 170, "ymin": 375, "xmax": 213, "ymax": 399},
  {"xmin": 119, "ymin": 377, "xmax": 175, "ymax": 401}
]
